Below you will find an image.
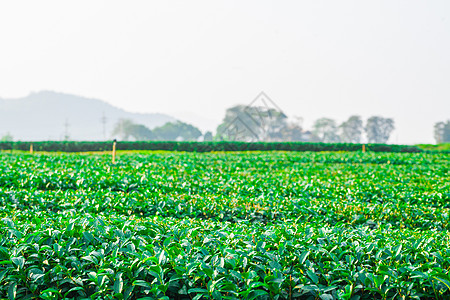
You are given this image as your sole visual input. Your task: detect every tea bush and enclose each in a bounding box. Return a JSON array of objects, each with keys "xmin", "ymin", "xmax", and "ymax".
[{"xmin": 0, "ymin": 151, "xmax": 448, "ymax": 299}]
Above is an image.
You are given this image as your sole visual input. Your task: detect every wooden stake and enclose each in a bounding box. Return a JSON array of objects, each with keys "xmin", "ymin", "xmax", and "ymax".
[
  {"xmin": 112, "ymin": 139, "xmax": 117, "ymax": 164},
  {"xmin": 362, "ymin": 144, "xmax": 366, "ymax": 153},
  {"xmin": 30, "ymin": 144, "xmax": 33, "ymax": 154}
]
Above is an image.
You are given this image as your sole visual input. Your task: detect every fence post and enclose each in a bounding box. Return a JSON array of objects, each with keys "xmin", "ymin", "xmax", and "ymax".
[
  {"xmin": 30, "ymin": 144, "xmax": 33, "ymax": 154},
  {"xmin": 112, "ymin": 139, "xmax": 117, "ymax": 164},
  {"xmin": 362, "ymin": 144, "xmax": 366, "ymax": 153}
]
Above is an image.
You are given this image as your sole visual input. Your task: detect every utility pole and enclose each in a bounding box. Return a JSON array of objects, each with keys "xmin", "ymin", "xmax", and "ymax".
[{"xmin": 64, "ymin": 119, "xmax": 70, "ymax": 141}]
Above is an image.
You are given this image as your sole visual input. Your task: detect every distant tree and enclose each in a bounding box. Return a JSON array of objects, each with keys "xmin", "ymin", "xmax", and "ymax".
[
  {"xmin": 280, "ymin": 123, "xmax": 304, "ymax": 141},
  {"xmin": 340, "ymin": 115, "xmax": 363, "ymax": 143},
  {"xmin": 216, "ymin": 105, "xmax": 287, "ymax": 141},
  {"xmin": 278, "ymin": 117, "xmax": 306, "ymax": 141},
  {"xmin": 112, "ymin": 119, "xmax": 135, "ymax": 141},
  {"xmin": 311, "ymin": 118, "xmax": 340, "ymax": 142},
  {"xmin": 443, "ymin": 122, "xmax": 450, "ymax": 143},
  {"xmin": 112, "ymin": 119, "xmax": 155, "ymax": 141},
  {"xmin": 203, "ymin": 131, "xmax": 213, "ymax": 141},
  {"xmin": 0, "ymin": 132, "xmax": 13, "ymax": 142},
  {"xmin": 153, "ymin": 121, "xmax": 202, "ymax": 141},
  {"xmin": 130, "ymin": 124, "xmax": 155, "ymax": 140},
  {"xmin": 434, "ymin": 120, "xmax": 450, "ymax": 143},
  {"xmin": 434, "ymin": 122, "xmax": 444, "ymax": 143},
  {"xmin": 365, "ymin": 116, "xmax": 395, "ymax": 143}
]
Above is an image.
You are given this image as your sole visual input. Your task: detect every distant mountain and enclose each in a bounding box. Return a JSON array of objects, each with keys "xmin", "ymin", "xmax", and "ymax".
[{"xmin": 0, "ymin": 91, "xmax": 176, "ymax": 141}]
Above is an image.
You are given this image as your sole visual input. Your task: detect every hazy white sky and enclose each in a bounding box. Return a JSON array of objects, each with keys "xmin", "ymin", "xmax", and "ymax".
[{"xmin": 1, "ymin": 1, "xmax": 449, "ymax": 144}]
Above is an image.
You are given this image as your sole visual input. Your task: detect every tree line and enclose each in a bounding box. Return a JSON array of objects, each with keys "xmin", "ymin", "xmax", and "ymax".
[
  {"xmin": 111, "ymin": 119, "xmax": 208, "ymax": 141},
  {"xmin": 215, "ymin": 105, "xmax": 395, "ymax": 143},
  {"xmin": 2, "ymin": 104, "xmax": 448, "ymax": 144},
  {"xmin": 113, "ymin": 105, "xmax": 396, "ymax": 143},
  {"xmin": 110, "ymin": 106, "xmax": 450, "ymax": 143}
]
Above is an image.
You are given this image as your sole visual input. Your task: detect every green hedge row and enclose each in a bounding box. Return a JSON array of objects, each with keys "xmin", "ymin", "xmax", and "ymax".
[
  {"xmin": 417, "ymin": 143, "xmax": 450, "ymax": 153},
  {"xmin": 0, "ymin": 141, "xmax": 423, "ymax": 153}
]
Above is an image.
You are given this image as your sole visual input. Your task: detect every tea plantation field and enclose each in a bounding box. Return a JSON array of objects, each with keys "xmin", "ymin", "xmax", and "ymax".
[{"xmin": 0, "ymin": 151, "xmax": 449, "ymax": 299}]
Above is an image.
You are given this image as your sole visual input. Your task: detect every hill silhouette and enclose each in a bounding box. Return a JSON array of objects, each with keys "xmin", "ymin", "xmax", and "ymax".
[{"xmin": 0, "ymin": 91, "xmax": 175, "ymax": 141}]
